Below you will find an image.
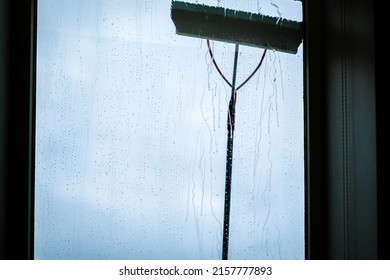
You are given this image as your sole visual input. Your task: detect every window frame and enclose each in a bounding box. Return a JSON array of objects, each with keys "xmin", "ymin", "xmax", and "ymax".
[
  {"xmin": 0, "ymin": 0, "xmax": 382, "ymax": 260},
  {"xmin": 0, "ymin": 0, "xmax": 37, "ymax": 260}
]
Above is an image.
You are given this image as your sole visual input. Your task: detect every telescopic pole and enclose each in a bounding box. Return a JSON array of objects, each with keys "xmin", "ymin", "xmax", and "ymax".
[{"xmin": 222, "ymin": 44, "xmax": 239, "ymax": 260}]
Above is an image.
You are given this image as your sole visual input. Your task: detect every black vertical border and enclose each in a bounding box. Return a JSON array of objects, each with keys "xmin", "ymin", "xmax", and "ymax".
[
  {"xmin": 304, "ymin": 0, "xmax": 329, "ymax": 259},
  {"xmin": 0, "ymin": 0, "xmax": 36, "ymax": 259}
]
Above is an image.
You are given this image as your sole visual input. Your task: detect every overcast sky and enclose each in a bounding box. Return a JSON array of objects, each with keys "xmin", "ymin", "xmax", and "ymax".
[{"xmin": 35, "ymin": 0, "xmax": 304, "ymax": 260}]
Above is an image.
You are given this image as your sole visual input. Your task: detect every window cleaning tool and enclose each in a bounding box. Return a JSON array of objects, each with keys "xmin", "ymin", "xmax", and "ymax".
[
  {"xmin": 171, "ymin": 1, "xmax": 303, "ymax": 53},
  {"xmin": 171, "ymin": 0, "xmax": 303, "ymax": 260}
]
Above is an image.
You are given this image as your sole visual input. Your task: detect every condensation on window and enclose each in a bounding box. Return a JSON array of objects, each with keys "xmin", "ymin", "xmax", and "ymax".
[{"xmin": 35, "ymin": 0, "xmax": 304, "ymax": 259}]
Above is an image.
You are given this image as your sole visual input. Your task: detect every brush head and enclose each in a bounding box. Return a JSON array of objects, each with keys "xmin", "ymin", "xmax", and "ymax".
[{"xmin": 171, "ymin": 1, "xmax": 303, "ymax": 54}]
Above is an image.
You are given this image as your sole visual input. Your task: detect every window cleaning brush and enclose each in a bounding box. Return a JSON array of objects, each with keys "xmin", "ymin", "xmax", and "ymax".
[{"xmin": 171, "ymin": 1, "xmax": 303, "ymax": 54}]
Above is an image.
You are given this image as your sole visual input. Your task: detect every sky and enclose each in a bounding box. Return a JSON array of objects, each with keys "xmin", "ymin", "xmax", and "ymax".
[{"xmin": 35, "ymin": 0, "xmax": 304, "ymax": 260}]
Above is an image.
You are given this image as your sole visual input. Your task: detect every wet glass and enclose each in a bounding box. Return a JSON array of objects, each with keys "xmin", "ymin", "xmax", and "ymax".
[{"xmin": 35, "ymin": 0, "xmax": 304, "ymax": 259}]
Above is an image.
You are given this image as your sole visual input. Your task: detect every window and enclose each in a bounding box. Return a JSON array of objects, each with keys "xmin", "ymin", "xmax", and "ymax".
[{"xmin": 35, "ymin": 0, "xmax": 304, "ymax": 260}]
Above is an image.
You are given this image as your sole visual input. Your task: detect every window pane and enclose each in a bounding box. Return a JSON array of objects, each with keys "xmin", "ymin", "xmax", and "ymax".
[{"xmin": 35, "ymin": 0, "xmax": 304, "ymax": 259}]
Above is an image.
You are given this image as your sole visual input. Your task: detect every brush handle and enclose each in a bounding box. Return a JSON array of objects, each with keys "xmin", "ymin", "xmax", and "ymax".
[{"xmin": 222, "ymin": 44, "xmax": 239, "ymax": 260}]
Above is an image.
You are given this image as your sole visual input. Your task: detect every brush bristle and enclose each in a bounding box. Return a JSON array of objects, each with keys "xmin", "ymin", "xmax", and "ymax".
[{"xmin": 171, "ymin": 0, "xmax": 303, "ymax": 54}]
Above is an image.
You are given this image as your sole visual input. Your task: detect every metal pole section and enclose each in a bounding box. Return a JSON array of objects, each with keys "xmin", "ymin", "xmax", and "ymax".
[{"xmin": 222, "ymin": 44, "xmax": 239, "ymax": 260}]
